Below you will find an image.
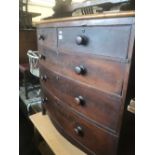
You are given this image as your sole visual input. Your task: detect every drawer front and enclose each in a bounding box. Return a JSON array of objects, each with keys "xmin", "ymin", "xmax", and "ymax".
[
  {"xmin": 42, "ymin": 87, "xmax": 118, "ymax": 155},
  {"xmin": 40, "ymin": 64, "xmax": 122, "ymax": 133},
  {"xmin": 39, "ymin": 50, "xmax": 125, "ymax": 95},
  {"xmin": 58, "ymin": 26, "xmax": 131, "ymax": 59},
  {"xmin": 37, "ymin": 28, "xmax": 57, "ymax": 52}
]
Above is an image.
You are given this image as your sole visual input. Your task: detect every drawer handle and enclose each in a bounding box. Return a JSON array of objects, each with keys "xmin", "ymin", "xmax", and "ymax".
[
  {"xmin": 75, "ymin": 96, "xmax": 85, "ymax": 105},
  {"xmin": 74, "ymin": 65, "xmax": 86, "ymax": 75},
  {"xmin": 40, "ymin": 75, "xmax": 47, "ymax": 81},
  {"xmin": 39, "ymin": 35, "xmax": 45, "ymax": 41},
  {"xmin": 74, "ymin": 126, "xmax": 83, "ymax": 136},
  {"xmin": 76, "ymin": 35, "xmax": 87, "ymax": 45}
]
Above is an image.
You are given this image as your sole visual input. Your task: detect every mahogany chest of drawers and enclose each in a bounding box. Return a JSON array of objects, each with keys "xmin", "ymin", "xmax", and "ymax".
[{"xmin": 37, "ymin": 11, "xmax": 135, "ymax": 155}]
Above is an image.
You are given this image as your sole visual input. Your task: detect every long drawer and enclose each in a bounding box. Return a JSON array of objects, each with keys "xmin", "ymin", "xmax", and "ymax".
[
  {"xmin": 40, "ymin": 64, "xmax": 122, "ymax": 133},
  {"xmin": 39, "ymin": 50, "xmax": 125, "ymax": 95},
  {"xmin": 58, "ymin": 26, "xmax": 131, "ymax": 59},
  {"xmin": 42, "ymin": 86, "xmax": 118, "ymax": 155}
]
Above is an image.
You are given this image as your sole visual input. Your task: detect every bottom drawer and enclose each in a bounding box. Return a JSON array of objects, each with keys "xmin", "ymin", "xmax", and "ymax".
[{"xmin": 42, "ymin": 87, "xmax": 118, "ymax": 155}]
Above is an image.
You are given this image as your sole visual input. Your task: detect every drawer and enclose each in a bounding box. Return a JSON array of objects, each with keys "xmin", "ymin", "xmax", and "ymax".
[
  {"xmin": 40, "ymin": 65, "xmax": 122, "ymax": 133},
  {"xmin": 39, "ymin": 50, "xmax": 125, "ymax": 95},
  {"xmin": 58, "ymin": 26, "xmax": 131, "ymax": 59},
  {"xmin": 42, "ymin": 87, "xmax": 118, "ymax": 155},
  {"xmin": 37, "ymin": 28, "xmax": 57, "ymax": 52}
]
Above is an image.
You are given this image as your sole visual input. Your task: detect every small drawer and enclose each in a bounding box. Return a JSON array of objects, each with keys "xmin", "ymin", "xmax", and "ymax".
[
  {"xmin": 58, "ymin": 26, "xmax": 131, "ymax": 59},
  {"xmin": 37, "ymin": 28, "xmax": 57, "ymax": 52},
  {"xmin": 39, "ymin": 50, "xmax": 125, "ymax": 95},
  {"xmin": 42, "ymin": 87, "xmax": 118, "ymax": 155},
  {"xmin": 40, "ymin": 65, "xmax": 122, "ymax": 133}
]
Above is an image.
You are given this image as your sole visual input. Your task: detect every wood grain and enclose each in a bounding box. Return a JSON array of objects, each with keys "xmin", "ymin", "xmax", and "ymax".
[
  {"xmin": 36, "ymin": 11, "xmax": 135, "ymax": 25},
  {"xmin": 39, "ymin": 50, "xmax": 125, "ymax": 95},
  {"xmin": 42, "ymin": 90, "xmax": 118, "ymax": 155},
  {"xmin": 40, "ymin": 64, "xmax": 122, "ymax": 133},
  {"xmin": 37, "ymin": 28, "xmax": 57, "ymax": 52},
  {"xmin": 58, "ymin": 25, "xmax": 131, "ymax": 59}
]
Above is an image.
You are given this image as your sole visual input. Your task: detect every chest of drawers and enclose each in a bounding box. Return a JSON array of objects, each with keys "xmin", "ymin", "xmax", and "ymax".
[{"xmin": 37, "ymin": 11, "xmax": 135, "ymax": 155}]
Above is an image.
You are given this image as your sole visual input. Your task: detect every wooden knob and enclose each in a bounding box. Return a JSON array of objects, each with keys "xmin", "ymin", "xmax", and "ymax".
[
  {"xmin": 39, "ymin": 54, "xmax": 46, "ymax": 60},
  {"xmin": 42, "ymin": 97, "xmax": 48, "ymax": 104},
  {"xmin": 40, "ymin": 75, "xmax": 47, "ymax": 81},
  {"xmin": 74, "ymin": 65, "xmax": 86, "ymax": 75},
  {"xmin": 39, "ymin": 35, "xmax": 45, "ymax": 40},
  {"xmin": 74, "ymin": 126, "xmax": 83, "ymax": 136},
  {"xmin": 76, "ymin": 35, "xmax": 87, "ymax": 45},
  {"xmin": 75, "ymin": 96, "xmax": 85, "ymax": 105}
]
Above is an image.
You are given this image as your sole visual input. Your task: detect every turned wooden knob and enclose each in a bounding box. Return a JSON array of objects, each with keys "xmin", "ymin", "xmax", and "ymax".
[
  {"xmin": 76, "ymin": 35, "xmax": 87, "ymax": 45},
  {"xmin": 38, "ymin": 34, "xmax": 45, "ymax": 41},
  {"xmin": 74, "ymin": 65, "xmax": 86, "ymax": 75},
  {"xmin": 39, "ymin": 54, "xmax": 46, "ymax": 60},
  {"xmin": 74, "ymin": 126, "xmax": 83, "ymax": 136},
  {"xmin": 42, "ymin": 97, "xmax": 48, "ymax": 104},
  {"xmin": 75, "ymin": 96, "xmax": 85, "ymax": 105},
  {"xmin": 40, "ymin": 75, "xmax": 47, "ymax": 81}
]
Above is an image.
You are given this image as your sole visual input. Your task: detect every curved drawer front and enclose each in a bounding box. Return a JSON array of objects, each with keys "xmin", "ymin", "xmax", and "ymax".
[
  {"xmin": 37, "ymin": 28, "xmax": 57, "ymax": 52},
  {"xmin": 40, "ymin": 64, "xmax": 122, "ymax": 133},
  {"xmin": 42, "ymin": 87, "xmax": 118, "ymax": 155},
  {"xmin": 58, "ymin": 26, "xmax": 131, "ymax": 59},
  {"xmin": 39, "ymin": 50, "xmax": 125, "ymax": 95}
]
